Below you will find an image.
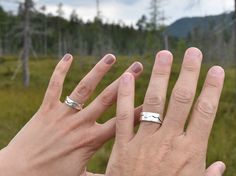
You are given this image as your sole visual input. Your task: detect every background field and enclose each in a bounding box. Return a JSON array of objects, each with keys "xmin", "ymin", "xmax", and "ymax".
[{"xmin": 0, "ymin": 55, "xmax": 235, "ymax": 175}]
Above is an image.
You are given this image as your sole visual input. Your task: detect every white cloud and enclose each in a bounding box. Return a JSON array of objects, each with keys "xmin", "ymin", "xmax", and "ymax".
[{"xmin": 0, "ymin": 0, "xmax": 234, "ymax": 25}]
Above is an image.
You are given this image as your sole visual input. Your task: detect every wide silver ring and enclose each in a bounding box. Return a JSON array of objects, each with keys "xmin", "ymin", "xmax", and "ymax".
[
  {"xmin": 140, "ymin": 112, "xmax": 162, "ymax": 124},
  {"xmin": 64, "ymin": 96, "xmax": 84, "ymax": 111}
]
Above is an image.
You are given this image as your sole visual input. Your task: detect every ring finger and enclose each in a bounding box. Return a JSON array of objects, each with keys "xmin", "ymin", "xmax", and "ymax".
[
  {"xmin": 137, "ymin": 50, "xmax": 173, "ymax": 136},
  {"xmin": 64, "ymin": 54, "xmax": 116, "ymax": 112}
]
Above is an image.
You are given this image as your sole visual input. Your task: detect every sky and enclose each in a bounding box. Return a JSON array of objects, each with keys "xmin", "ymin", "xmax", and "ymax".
[{"xmin": 0, "ymin": 0, "xmax": 234, "ymax": 25}]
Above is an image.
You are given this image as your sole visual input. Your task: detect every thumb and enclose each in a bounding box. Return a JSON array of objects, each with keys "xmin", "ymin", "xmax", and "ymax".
[{"xmin": 205, "ymin": 161, "xmax": 226, "ymax": 176}]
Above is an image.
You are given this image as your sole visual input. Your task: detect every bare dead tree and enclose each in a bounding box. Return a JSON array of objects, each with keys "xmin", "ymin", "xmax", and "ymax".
[
  {"xmin": 96, "ymin": 0, "xmax": 101, "ymax": 19},
  {"xmin": 149, "ymin": 0, "xmax": 162, "ymax": 30},
  {"xmin": 160, "ymin": 10, "xmax": 169, "ymax": 50},
  {"xmin": 41, "ymin": 5, "xmax": 48, "ymax": 56},
  {"xmin": 21, "ymin": 0, "xmax": 33, "ymax": 87},
  {"xmin": 57, "ymin": 3, "xmax": 64, "ymax": 58}
]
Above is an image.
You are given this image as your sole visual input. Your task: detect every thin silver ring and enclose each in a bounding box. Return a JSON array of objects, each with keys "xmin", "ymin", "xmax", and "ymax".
[
  {"xmin": 140, "ymin": 112, "xmax": 162, "ymax": 124},
  {"xmin": 64, "ymin": 96, "xmax": 84, "ymax": 111}
]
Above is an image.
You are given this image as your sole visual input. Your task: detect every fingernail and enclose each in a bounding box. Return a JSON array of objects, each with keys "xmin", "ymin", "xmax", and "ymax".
[
  {"xmin": 122, "ymin": 73, "xmax": 133, "ymax": 84},
  {"xmin": 158, "ymin": 52, "xmax": 172, "ymax": 65},
  {"xmin": 63, "ymin": 54, "xmax": 72, "ymax": 61},
  {"xmin": 104, "ymin": 55, "xmax": 115, "ymax": 65},
  {"xmin": 210, "ymin": 66, "xmax": 224, "ymax": 77},
  {"xmin": 218, "ymin": 162, "xmax": 226, "ymax": 174},
  {"xmin": 186, "ymin": 47, "xmax": 202, "ymax": 59},
  {"xmin": 131, "ymin": 62, "xmax": 142, "ymax": 73}
]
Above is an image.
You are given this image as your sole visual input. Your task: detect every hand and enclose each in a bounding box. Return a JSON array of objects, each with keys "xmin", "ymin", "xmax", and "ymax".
[
  {"xmin": 0, "ymin": 54, "xmax": 143, "ymax": 176},
  {"xmin": 106, "ymin": 48, "xmax": 225, "ymax": 176}
]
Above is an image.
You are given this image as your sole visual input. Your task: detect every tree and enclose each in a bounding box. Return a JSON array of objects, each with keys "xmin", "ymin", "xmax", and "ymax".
[
  {"xmin": 70, "ymin": 9, "xmax": 79, "ymax": 23},
  {"xmin": 21, "ymin": 0, "xmax": 34, "ymax": 87},
  {"xmin": 234, "ymin": 0, "xmax": 236, "ymax": 61},
  {"xmin": 0, "ymin": 6, "xmax": 5, "ymax": 57},
  {"xmin": 149, "ymin": 0, "xmax": 162, "ymax": 30},
  {"xmin": 40, "ymin": 5, "xmax": 48, "ymax": 56},
  {"xmin": 136, "ymin": 15, "xmax": 147, "ymax": 31},
  {"xmin": 57, "ymin": 3, "xmax": 64, "ymax": 58},
  {"xmin": 96, "ymin": 0, "xmax": 101, "ymax": 20}
]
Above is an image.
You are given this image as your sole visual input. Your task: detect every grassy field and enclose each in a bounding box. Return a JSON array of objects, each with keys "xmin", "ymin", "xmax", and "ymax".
[{"xmin": 0, "ymin": 55, "xmax": 235, "ymax": 175}]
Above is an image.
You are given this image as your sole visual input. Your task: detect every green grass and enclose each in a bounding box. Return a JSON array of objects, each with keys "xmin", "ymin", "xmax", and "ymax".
[{"xmin": 0, "ymin": 55, "xmax": 235, "ymax": 175}]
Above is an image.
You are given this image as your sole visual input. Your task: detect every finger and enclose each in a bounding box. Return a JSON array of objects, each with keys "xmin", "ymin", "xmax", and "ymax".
[
  {"xmin": 42, "ymin": 54, "xmax": 73, "ymax": 108},
  {"xmin": 81, "ymin": 170, "xmax": 104, "ymax": 176},
  {"xmin": 186, "ymin": 66, "xmax": 225, "ymax": 145},
  {"xmin": 161, "ymin": 47, "xmax": 203, "ymax": 135},
  {"xmin": 85, "ymin": 173, "xmax": 104, "ymax": 176},
  {"xmin": 116, "ymin": 73, "xmax": 135, "ymax": 143},
  {"xmin": 67, "ymin": 54, "xmax": 116, "ymax": 111},
  {"xmin": 138, "ymin": 50, "xmax": 173, "ymax": 136},
  {"xmin": 78, "ymin": 62, "xmax": 143, "ymax": 122},
  {"xmin": 205, "ymin": 161, "xmax": 226, "ymax": 176},
  {"xmin": 97, "ymin": 106, "xmax": 143, "ymax": 143}
]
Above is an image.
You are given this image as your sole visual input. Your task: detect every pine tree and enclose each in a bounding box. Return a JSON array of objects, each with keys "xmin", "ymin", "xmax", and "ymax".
[
  {"xmin": 136, "ymin": 15, "xmax": 147, "ymax": 31},
  {"xmin": 70, "ymin": 10, "xmax": 79, "ymax": 23}
]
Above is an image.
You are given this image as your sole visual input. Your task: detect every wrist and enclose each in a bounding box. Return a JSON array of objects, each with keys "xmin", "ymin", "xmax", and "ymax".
[
  {"xmin": 0, "ymin": 147, "xmax": 13, "ymax": 176},
  {"xmin": 0, "ymin": 147, "xmax": 28, "ymax": 176}
]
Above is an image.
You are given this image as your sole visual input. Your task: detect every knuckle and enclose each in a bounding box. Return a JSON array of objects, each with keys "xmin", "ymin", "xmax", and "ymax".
[
  {"xmin": 75, "ymin": 81, "xmax": 93, "ymax": 98},
  {"xmin": 205, "ymin": 79, "xmax": 220, "ymax": 88},
  {"xmin": 100, "ymin": 88, "xmax": 115, "ymax": 107},
  {"xmin": 173, "ymin": 87, "xmax": 194, "ymax": 104},
  {"xmin": 145, "ymin": 95, "xmax": 164, "ymax": 109},
  {"xmin": 183, "ymin": 64, "xmax": 198, "ymax": 72},
  {"xmin": 117, "ymin": 111, "xmax": 130, "ymax": 121},
  {"xmin": 94, "ymin": 64, "xmax": 107, "ymax": 74},
  {"xmin": 119, "ymin": 89, "xmax": 131, "ymax": 97},
  {"xmin": 195, "ymin": 99, "xmax": 216, "ymax": 117},
  {"xmin": 153, "ymin": 69, "xmax": 169, "ymax": 76},
  {"xmin": 48, "ymin": 77, "xmax": 62, "ymax": 89}
]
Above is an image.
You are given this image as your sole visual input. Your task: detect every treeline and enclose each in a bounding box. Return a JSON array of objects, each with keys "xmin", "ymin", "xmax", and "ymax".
[
  {"xmin": 0, "ymin": 5, "xmax": 174, "ymax": 58},
  {"xmin": 0, "ymin": 5, "xmax": 235, "ymax": 64}
]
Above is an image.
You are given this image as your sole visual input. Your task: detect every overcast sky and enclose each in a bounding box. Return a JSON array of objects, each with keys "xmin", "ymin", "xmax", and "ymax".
[{"xmin": 0, "ymin": 0, "xmax": 234, "ymax": 25}]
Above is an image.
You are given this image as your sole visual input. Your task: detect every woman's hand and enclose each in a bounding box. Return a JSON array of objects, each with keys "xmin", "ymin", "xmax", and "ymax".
[
  {"xmin": 106, "ymin": 48, "xmax": 225, "ymax": 176},
  {"xmin": 0, "ymin": 54, "xmax": 143, "ymax": 176}
]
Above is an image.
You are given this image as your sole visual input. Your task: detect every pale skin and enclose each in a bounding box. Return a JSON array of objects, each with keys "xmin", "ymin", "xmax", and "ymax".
[
  {"xmin": 0, "ymin": 49, "xmax": 226, "ymax": 176},
  {"xmin": 106, "ymin": 48, "xmax": 226, "ymax": 176},
  {"xmin": 0, "ymin": 54, "xmax": 144, "ymax": 176}
]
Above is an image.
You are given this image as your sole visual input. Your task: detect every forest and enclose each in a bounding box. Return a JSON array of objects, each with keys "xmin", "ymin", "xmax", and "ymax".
[{"xmin": 0, "ymin": 1, "xmax": 234, "ymax": 62}]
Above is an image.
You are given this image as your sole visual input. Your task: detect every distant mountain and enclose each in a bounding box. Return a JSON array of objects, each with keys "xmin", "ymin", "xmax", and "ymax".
[{"xmin": 166, "ymin": 12, "xmax": 234, "ymax": 38}]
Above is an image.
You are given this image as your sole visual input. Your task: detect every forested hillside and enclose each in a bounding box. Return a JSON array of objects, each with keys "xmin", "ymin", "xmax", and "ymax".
[{"xmin": 167, "ymin": 12, "xmax": 234, "ymax": 38}]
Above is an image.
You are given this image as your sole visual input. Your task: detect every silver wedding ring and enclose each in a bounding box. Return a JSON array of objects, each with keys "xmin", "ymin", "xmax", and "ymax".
[
  {"xmin": 140, "ymin": 112, "xmax": 162, "ymax": 124},
  {"xmin": 64, "ymin": 96, "xmax": 84, "ymax": 111}
]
